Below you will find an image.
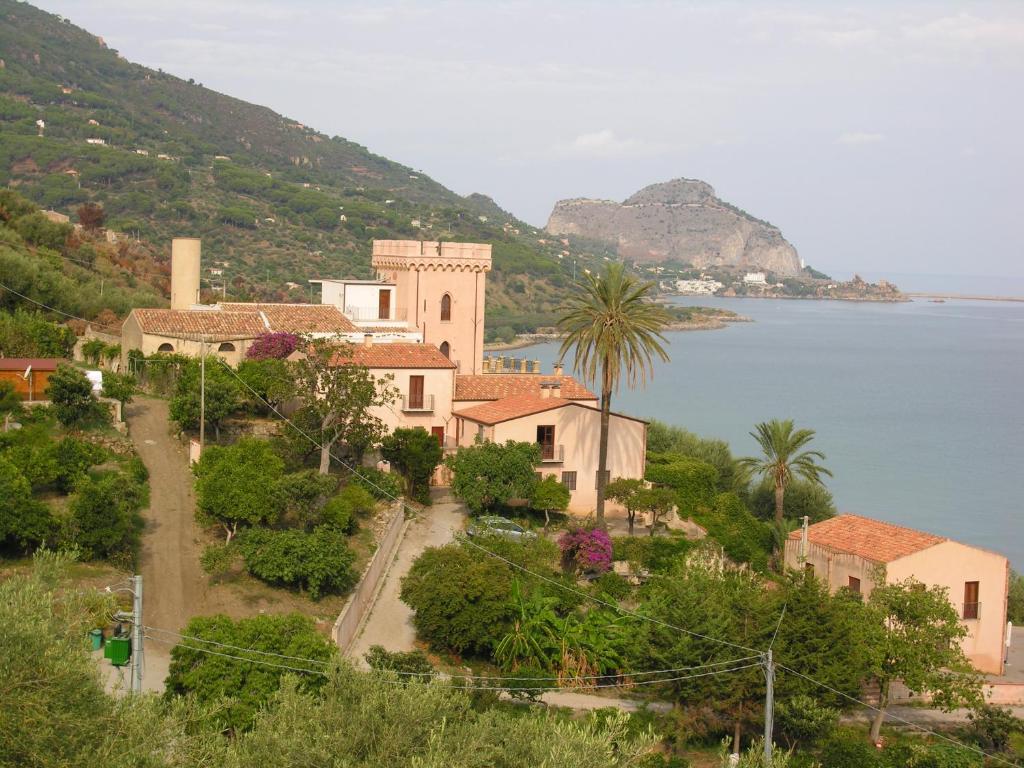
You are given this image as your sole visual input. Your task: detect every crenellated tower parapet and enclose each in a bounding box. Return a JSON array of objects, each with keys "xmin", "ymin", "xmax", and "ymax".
[{"xmin": 372, "ymin": 240, "xmax": 492, "ymax": 273}]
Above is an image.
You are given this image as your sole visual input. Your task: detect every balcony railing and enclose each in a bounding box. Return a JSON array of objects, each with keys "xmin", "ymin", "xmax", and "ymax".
[
  {"xmin": 539, "ymin": 444, "xmax": 564, "ymax": 463},
  {"xmin": 402, "ymin": 394, "xmax": 435, "ymax": 412},
  {"xmin": 962, "ymin": 601, "xmax": 981, "ymax": 620},
  {"xmin": 344, "ymin": 306, "xmax": 408, "ymax": 322}
]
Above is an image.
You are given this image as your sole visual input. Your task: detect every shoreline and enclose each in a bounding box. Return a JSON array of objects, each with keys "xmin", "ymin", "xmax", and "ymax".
[
  {"xmin": 664, "ymin": 293, "xmax": 909, "ymax": 303},
  {"xmin": 906, "ymin": 292, "xmax": 1024, "ymax": 303}
]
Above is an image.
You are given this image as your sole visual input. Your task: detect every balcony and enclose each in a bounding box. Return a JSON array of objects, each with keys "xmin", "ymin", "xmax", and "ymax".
[
  {"xmin": 962, "ymin": 601, "xmax": 981, "ymax": 620},
  {"xmin": 539, "ymin": 444, "xmax": 564, "ymax": 463},
  {"xmin": 344, "ymin": 306, "xmax": 409, "ymax": 323},
  {"xmin": 402, "ymin": 394, "xmax": 435, "ymax": 412}
]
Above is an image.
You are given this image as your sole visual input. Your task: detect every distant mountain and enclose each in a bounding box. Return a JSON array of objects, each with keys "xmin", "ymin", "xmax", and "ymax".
[
  {"xmin": 0, "ymin": 0, "xmax": 602, "ymax": 334},
  {"xmin": 546, "ymin": 178, "xmax": 801, "ymax": 276}
]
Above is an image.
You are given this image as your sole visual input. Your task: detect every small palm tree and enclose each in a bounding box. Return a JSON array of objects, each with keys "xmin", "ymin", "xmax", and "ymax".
[
  {"xmin": 739, "ymin": 419, "xmax": 832, "ymax": 529},
  {"xmin": 558, "ymin": 263, "xmax": 671, "ymax": 525}
]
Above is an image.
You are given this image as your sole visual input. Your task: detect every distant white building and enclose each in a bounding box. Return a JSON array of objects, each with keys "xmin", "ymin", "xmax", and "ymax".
[
  {"xmin": 674, "ymin": 278, "xmax": 722, "ymax": 295},
  {"xmin": 743, "ymin": 272, "xmax": 767, "ymax": 286},
  {"xmin": 86, "ymin": 138, "xmax": 106, "ymax": 145}
]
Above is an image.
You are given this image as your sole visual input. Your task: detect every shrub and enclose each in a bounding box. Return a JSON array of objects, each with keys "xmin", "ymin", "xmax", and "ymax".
[
  {"xmin": 645, "ymin": 456, "xmax": 718, "ymax": 516},
  {"xmin": 693, "ymin": 492, "xmax": 771, "ymax": 570},
  {"xmin": 349, "ymin": 466, "xmax": 403, "ymax": 501},
  {"xmin": 593, "ymin": 572, "xmax": 631, "ymax": 601},
  {"xmin": 446, "ymin": 440, "xmax": 540, "ymax": 514},
  {"xmin": 750, "ymin": 478, "xmax": 836, "ymax": 524},
  {"xmin": 53, "ymin": 436, "xmax": 104, "ymax": 493},
  {"xmin": 400, "ymin": 543, "xmax": 514, "ymax": 655},
  {"xmin": 965, "ymin": 703, "xmax": 1022, "ymax": 753},
  {"xmin": 322, "ymin": 484, "xmax": 376, "ymax": 533},
  {"xmin": 380, "ymin": 427, "xmax": 443, "ymax": 505},
  {"xmin": 612, "ymin": 535, "xmax": 693, "ymax": 574},
  {"xmin": 775, "ymin": 695, "xmax": 838, "ymax": 749},
  {"xmin": 277, "ymin": 469, "xmax": 338, "ymax": 529},
  {"xmin": 364, "ymin": 645, "xmax": 433, "ymax": 679},
  {"xmin": 68, "ymin": 471, "xmax": 145, "ymax": 561},
  {"xmin": 0, "ymin": 455, "xmax": 54, "ymax": 552},
  {"xmin": 47, "ymin": 365, "xmax": 104, "ymax": 427},
  {"xmin": 238, "ymin": 525, "xmax": 356, "ymax": 599},
  {"xmin": 165, "ymin": 613, "xmax": 334, "ymax": 731},
  {"xmin": 194, "ymin": 438, "xmax": 285, "ymax": 542},
  {"xmin": 559, "ymin": 525, "xmax": 613, "ymax": 574},
  {"xmin": 246, "ymin": 331, "xmax": 300, "ymax": 360},
  {"xmin": 819, "ymin": 730, "xmax": 882, "ymax": 768},
  {"xmin": 0, "ymin": 309, "xmax": 75, "ymax": 357}
]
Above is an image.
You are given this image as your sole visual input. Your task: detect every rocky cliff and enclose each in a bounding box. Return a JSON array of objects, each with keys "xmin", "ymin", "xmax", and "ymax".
[{"xmin": 546, "ymin": 178, "xmax": 801, "ymax": 276}]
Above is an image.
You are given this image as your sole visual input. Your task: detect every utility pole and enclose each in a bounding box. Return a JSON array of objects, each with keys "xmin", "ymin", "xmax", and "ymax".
[
  {"xmin": 762, "ymin": 649, "xmax": 775, "ymax": 765},
  {"xmin": 131, "ymin": 574, "xmax": 144, "ymax": 693},
  {"xmin": 199, "ymin": 337, "xmax": 206, "ymax": 448},
  {"xmin": 799, "ymin": 515, "xmax": 809, "ymax": 565}
]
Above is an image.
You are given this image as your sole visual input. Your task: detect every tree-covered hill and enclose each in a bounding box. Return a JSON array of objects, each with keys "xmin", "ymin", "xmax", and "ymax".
[{"xmin": 0, "ymin": 0, "xmax": 606, "ymax": 333}]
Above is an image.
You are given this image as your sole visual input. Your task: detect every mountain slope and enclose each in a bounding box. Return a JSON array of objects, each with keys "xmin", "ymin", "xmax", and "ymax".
[
  {"xmin": 0, "ymin": 0, "xmax": 604, "ymax": 334},
  {"xmin": 547, "ymin": 178, "xmax": 801, "ymax": 276}
]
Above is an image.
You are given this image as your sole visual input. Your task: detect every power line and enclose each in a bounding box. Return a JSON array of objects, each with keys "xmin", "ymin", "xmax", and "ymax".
[
  {"xmin": 0, "ymin": 280, "xmax": 123, "ymax": 333},
  {"xmin": 145, "ymin": 633, "xmax": 760, "ymax": 692},
  {"xmin": 777, "ymin": 664, "xmax": 1018, "ymax": 768}
]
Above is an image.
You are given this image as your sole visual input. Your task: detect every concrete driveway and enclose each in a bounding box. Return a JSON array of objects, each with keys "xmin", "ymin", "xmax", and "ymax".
[{"xmin": 349, "ymin": 497, "xmax": 466, "ymax": 662}]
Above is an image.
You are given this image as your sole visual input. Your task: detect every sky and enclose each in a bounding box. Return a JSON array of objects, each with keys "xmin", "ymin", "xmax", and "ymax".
[{"xmin": 35, "ymin": 1, "xmax": 1024, "ymax": 282}]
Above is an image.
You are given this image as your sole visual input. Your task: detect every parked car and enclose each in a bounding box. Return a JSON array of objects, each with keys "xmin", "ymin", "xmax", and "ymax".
[{"xmin": 466, "ymin": 516, "xmax": 537, "ymax": 541}]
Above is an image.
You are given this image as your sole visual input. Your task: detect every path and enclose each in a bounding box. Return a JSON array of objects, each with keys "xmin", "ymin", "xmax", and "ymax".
[
  {"xmin": 127, "ymin": 396, "xmax": 232, "ymax": 692},
  {"xmin": 349, "ymin": 497, "xmax": 465, "ymax": 661}
]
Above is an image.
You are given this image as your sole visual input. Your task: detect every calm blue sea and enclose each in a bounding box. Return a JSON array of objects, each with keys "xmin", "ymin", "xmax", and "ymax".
[{"xmin": 526, "ymin": 297, "xmax": 1024, "ymax": 568}]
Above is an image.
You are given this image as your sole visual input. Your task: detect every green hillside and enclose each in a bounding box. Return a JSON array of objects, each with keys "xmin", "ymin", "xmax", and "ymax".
[{"xmin": 0, "ymin": 0, "xmax": 605, "ymax": 335}]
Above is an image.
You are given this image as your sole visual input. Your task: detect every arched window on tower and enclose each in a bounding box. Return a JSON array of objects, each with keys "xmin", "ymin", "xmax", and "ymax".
[
  {"xmin": 440, "ymin": 293, "xmax": 452, "ymax": 322},
  {"xmin": 439, "ymin": 341, "xmax": 450, "ymax": 359},
  {"xmin": 218, "ymin": 342, "xmax": 236, "ymax": 353}
]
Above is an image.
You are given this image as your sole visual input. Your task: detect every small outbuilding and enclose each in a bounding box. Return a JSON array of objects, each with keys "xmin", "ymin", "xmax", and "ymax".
[{"xmin": 0, "ymin": 358, "xmax": 63, "ymax": 401}]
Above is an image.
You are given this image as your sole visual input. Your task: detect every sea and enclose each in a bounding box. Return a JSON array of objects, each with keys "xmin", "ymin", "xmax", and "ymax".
[{"xmin": 525, "ymin": 296, "xmax": 1024, "ymax": 569}]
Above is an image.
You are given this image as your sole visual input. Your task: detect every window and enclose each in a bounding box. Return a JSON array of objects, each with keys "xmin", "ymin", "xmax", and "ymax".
[
  {"xmin": 440, "ymin": 293, "xmax": 451, "ymax": 322},
  {"xmin": 537, "ymin": 425, "xmax": 555, "ymax": 460},
  {"xmin": 476, "ymin": 424, "xmax": 485, "ymax": 441},
  {"xmin": 963, "ymin": 581, "xmax": 980, "ymax": 619},
  {"xmin": 157, "ymin": 343, "xmax": 174, "ymax": 352},
  {"xmin": 439, "ymin": 341, "xmax": 450, "ymax": 358},
  {"xmin": 431, "ymin": 426, "xmax": 445, "ymax": 446},
  {"xmin": 804, "ymin": 563, "xmax": 815, "ymax": 575},
  {"xmin": 408, "ymin": 375, "xmax": 424, "ymax": 409},
  {"xmin": 378, "ymin": 289, "xmax": 391, "ymax": 320},
  {"xmin": 848, "ymin": 576, "xmax": 861, "ymax": 594},
  {"xmin": 561, "ymin": 471, "xmax": 577, "ymax": 491},
  {"xmin": 218, "ymin": 342, "xmax": 235, "ymax": 352},
  {"xmin": 595, "ymin": 469, "xmax": 610, "ymax": 489}
]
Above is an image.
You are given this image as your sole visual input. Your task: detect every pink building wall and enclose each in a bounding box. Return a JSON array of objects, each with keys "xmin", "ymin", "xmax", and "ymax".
[
  {"xmin": 372, "ymin": 240, "xmax": 491, "ymax": 375},
  {"xmin": 366, "ymin": 365, "xmax": 456, "ymax": 441}
]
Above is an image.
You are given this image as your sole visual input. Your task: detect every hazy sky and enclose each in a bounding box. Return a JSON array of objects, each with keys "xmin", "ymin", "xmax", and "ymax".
[{"xmin": 36, "ymin": 1, "xmax": 1024, "ymax": 279}]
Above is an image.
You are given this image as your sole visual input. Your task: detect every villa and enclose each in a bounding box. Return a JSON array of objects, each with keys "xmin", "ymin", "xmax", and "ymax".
[
  {"xmin": 117, "ymin": 237, "xmax": 647, "ymax": 515},
  {"xmin": 785, "ymin": 514, "xmax": 1010, "ymax": 675}
]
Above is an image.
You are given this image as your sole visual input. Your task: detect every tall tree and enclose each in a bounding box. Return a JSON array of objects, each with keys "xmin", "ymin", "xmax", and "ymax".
[
  {"xmin": 738, "ymin": 419, "xmax": 832, "ymax": 528},
  {"xmin": 168, "ymin": 356, "xmax": 242, "ymax": 441},
  {"xmin": 290, "ymin": 339, "xmax": 396, "ymax": 475},
  {"xmin": 864, "ymin": 578, "xmax": 981, "ymax": 743},
  {"xmin": 380, "ymin": 427, "xmax": 443, "ymax": 504},
  {"xmin": 557, "ymin": 263, "xmax": 671, "ymax": 525}
]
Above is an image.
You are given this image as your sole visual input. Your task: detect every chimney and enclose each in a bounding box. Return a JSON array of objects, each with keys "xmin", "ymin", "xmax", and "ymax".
[
  {"xmin": 551, "ymin": 383, "xmax": 561, "ymax": 399},
  {"xmin": 170, "ymin": 237, "xmax": 201, "ymax": 310},
  {"xmin": 532, "ymin": 360, "xmax": 541, "ymax": 374},
  {"xmin": 497, "ymin": 355, "xmax": 505, "ymax": 373},
  {"xmin": 539, "ymin": 383, "xmax": 551, "ymax": 399},
  {"xmin": 518, "ymin": 358, "xmax": 528, "ymax": 374},
  {"xmin": 363, "ymin": 334, "xmax": 373, "ymax": 348},
  {"xmin": 553, "ymin": 361, "xmax": 563, "ymax": 376}
]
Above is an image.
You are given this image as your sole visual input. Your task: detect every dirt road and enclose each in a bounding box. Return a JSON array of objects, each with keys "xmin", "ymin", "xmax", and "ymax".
[{"xmin": 127, "ymin": 397, "xmax": 232, "ymax": 691}]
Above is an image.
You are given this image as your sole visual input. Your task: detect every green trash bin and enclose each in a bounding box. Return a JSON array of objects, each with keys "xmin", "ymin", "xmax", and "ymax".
[
  {"xmin": 89, "ymin": 629, "xmax": 104, "ymax": 651},
  {"xmin": 104, "ymin": 636, "xmax": 131, "ymax": 667}
]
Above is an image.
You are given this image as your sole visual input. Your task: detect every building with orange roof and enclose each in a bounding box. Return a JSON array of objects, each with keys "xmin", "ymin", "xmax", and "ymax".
[
  {"xmin": 785, "ymin": 514, "xmax": 1010, "ymax": 674},
  {"xmin": 452, "ymin": 381, "xmax": 647, "ymax": 514}
]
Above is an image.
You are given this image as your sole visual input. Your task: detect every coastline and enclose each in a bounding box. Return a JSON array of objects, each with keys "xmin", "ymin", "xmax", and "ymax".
[
  {"xmin": 664, "ymin": 293, "xmax": 909, "ymax": 303},
  {"xmin": 906, "ymin": 292, "xmax": 1024, "ymax": 303}
]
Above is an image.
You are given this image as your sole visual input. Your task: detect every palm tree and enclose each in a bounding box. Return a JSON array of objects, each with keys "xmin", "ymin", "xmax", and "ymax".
[
  {"xmin": 739, "ymin": 419, "xmax": 832, "ymax": 528},
  {"xmin": 558, "ymin": 262, "xmax": 671, "ymax": 525}
]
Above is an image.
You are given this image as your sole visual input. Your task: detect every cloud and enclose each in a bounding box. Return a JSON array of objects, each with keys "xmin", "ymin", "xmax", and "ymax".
[
  {"xmin": 903, "ymin": 13, "xmax": 1024, "ymax": 47},
  {"xmin": 836, "ymin": 132, "xmax": 885, "ymax": 146},
  {"xmin": 565, "ymin": 129, "xmax": 652, "ymax": 157}
]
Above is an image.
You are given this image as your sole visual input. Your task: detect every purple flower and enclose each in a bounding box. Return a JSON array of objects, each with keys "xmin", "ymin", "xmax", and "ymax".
[
  {"xmin": 246, "ymin": 332, "xmax": 300, "ymax": 360},
  {"xmin": 559, "ymin": 526, "xmax": 612, "ymax": 574}
]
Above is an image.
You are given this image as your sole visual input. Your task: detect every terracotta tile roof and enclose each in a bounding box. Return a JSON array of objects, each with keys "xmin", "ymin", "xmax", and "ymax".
[
  {"xmin": 0, "ymin": 358, "xmax": 64, "ymax": 371},
  {"xmin": 133, "ymin": 303, "xmax": 357, "ymax": 340},
  {"xmin": 329, "ymin": 342, "xmax": 456, "ymax": 369},
  {"xmin": 789, "ymin": 514, "xmax": 947, "ymax": 563},
  {"xmin": 219, "ymin": 303, "xmax": 358, "ymax": 333},
  {"xmin": 454, "ymin": 374, "xmax": 596, "ymax": 402},
  {"xmin": 453, "ymin": 393, "xmax": 572, "ymax": 425},
  {"xmin": 132, "ymin": 309, "xmax": 268, "ymax": 340}
]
